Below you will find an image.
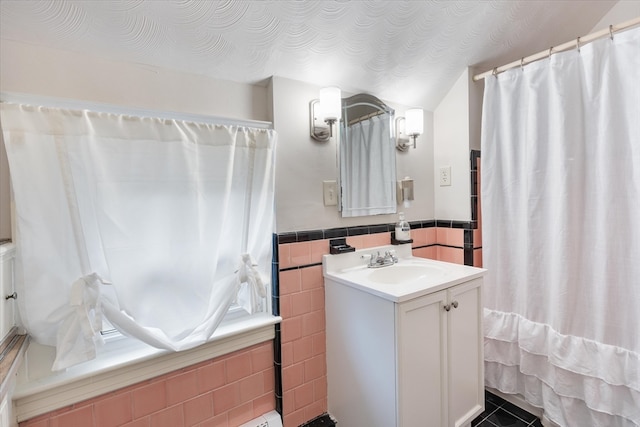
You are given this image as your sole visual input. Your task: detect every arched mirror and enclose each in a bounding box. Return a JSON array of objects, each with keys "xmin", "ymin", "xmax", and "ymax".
[{"xmin": 339, "ymin": 94, "xmax": 397, "ymax": 217}]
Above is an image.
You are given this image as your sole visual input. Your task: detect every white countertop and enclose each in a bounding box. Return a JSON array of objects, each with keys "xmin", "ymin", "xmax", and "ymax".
[{"xmin": 323, "ymin": 244, "xmax": 486, "ymax": 303}]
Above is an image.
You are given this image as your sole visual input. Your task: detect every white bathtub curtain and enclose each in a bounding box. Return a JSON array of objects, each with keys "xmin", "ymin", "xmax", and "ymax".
[
  {"xmin": 481, "ymin": 27, "xmax": 640, "ymax": 426},
  {"xmin": 340, "ymin": 113, "xmax": 395, "ymax": 217},
  {"xmin": 0, "ymin": 103, "xmax": 276, "ymax": 370}
]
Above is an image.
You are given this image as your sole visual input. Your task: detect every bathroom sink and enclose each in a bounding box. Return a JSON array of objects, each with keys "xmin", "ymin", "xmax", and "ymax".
[
  {"xmin": 323, "ymin": 244, "xmax": 486, "ymax": 302},
  {"xmin": 367, "ymin": 264, "xmax": 446, "ymax": 285}
]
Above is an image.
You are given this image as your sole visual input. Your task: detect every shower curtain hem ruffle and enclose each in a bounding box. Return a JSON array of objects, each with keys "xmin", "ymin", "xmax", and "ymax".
[{"xmin": 484, "ymin": 309, "xmax": 640, "ymax": 425}]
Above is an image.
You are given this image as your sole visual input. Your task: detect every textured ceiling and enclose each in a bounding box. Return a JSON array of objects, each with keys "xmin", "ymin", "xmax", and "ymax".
[{"xmin": 0, "ymin": 0, "xmax": 617, "ymax": 110}]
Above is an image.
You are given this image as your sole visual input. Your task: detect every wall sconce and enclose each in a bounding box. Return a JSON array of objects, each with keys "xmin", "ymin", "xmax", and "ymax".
[
  {"xmin": 310, "ymin": 87, "xmax": 342, "ymax": 142},
  {"xmin": 395, "ymin": 108, "xmax": 424, "ymax": 151}
]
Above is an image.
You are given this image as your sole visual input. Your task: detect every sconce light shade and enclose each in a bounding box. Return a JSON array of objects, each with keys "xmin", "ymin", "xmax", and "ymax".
[
  {"xmin": 319, "ymin": 87, "xmax": 342, "ymax": 122},
  {"xmin": 405, "ymin": 108, "xmax": 424, "ymax": 136},
  {"xmin": 310, "ymin": 86, "xmax": 342, "ymax": 142},
  {"xmin": 395, "ymin": 107, "xmax": 424, "ymax": 151}
]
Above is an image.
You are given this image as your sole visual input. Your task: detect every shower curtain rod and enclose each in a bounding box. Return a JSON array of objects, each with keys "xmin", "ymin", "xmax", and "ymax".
[
  {"xmin": 473, "ymin": 16, "xmax": 640, "ymax": 81},
  {"xmin": 347, "ymin": 110, "xmax": 385, "ymax": 126},
  {"xmin": 0, "ymin": 91, "xmax": 273, "ymax": 130}
]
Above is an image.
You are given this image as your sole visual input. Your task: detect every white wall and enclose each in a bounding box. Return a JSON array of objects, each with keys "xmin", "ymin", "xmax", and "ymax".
[
  {"xmin": 0, "ymin": 41, "xmax": 435, "ymax": 236},
  {"xmin": 0, "ymin": 40, "xmax": 269, "ymax": 121},
  {"xmin": 433, "ymin": 69, "xmax": 472, "ymax": 221}
]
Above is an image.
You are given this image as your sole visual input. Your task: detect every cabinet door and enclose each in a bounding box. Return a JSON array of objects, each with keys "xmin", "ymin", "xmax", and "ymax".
[
  {"xmin": 448, "ymin": 279, "xmax": 484, "ymax": 427},
  {"xmin": 397, "ymin": 290, "xmax": 448, "ymax": 427}
]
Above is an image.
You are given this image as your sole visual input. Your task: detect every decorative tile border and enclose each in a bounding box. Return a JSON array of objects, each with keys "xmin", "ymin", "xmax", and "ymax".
[{"xmin": 277, "ymin": 220, "xmax": 475, "ymax": 245}]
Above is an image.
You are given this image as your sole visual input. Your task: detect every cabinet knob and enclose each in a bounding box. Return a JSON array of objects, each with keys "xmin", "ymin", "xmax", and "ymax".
[
  {"xmin": 443, "ymin": 304, "xmax": 451, "ymax": 312},
  {"xmin": 451, "ymin": 300, "xmax": 459, "ymax": 309},
  {"xmin": 5, "ymin": 292, "xmax": 17, "ymax": 300}
]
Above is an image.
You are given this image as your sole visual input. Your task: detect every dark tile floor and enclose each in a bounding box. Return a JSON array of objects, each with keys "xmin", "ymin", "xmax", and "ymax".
[{"xmin": 472, "ymin": 391, "xmax": 542, "ymax": 427}]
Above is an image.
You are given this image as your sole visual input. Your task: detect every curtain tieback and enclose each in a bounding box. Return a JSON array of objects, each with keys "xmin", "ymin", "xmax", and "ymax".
[
  {"xmin": 235, "ymin": 253, "xmax": 267, "ymax": 314},
  {"xmin": 70, "ymin": 273, "xmax": 112, "ymax": 339}
]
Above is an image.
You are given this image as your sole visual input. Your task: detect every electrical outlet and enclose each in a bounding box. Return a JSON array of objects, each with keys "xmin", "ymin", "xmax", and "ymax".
[
  {"xmin": 440, "ymin": 166, "xmax": 451, "ymax": 186},
  {"xmin": 323, "ymin": 180, "xmax": 338, "ymax": 206}
]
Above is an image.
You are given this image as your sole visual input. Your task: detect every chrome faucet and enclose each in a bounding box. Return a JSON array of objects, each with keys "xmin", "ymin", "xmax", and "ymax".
[{"xmin": 362, "ymin": 250, "xmax": 398, "ymax": 268}]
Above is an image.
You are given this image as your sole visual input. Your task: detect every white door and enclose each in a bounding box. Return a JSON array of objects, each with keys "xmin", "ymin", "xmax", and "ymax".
[{"xmin": 447, "ymin": 279, "xmax": 484, "ymax": 427}]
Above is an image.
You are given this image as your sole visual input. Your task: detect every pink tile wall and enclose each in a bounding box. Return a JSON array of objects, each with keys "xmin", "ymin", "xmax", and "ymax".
[
  {"xmin": 279, "ymin": 235, "xmax": 398, "ymax": 427},
  {"xmin": 20, "ymin": 342, "xmax": 275, "ymax": 427},
  {"xmin": 279, "ymin": 240, "xmax": 329, "ymax": 427},
  {"xmin": 412, "ymin": 227, "xmax": 467, "ymax": 265},
  {"xmin": 437, "ymin": 246, "xmax": 465, "ymax": 264},
  {"xmin": 435, "ymin": 227, "xmax": 464, "ymax": 247}
]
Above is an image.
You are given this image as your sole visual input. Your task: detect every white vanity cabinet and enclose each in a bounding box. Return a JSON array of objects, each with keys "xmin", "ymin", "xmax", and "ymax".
[{"xmin": 324, "ymin": 247, "xmax": 485, "ymax": 427}]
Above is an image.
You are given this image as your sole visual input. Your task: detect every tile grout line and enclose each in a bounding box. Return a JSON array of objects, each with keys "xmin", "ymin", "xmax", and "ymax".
[
  {"xmin": 500, "ymin": 404, "xmax": 538, "ymax": 426},
  {"xmin": 475, "ymin": 404, "xmax": 501, "ymax": 425}
]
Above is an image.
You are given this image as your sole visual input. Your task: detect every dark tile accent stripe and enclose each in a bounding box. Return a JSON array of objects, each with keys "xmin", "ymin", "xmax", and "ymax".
[
  {"xmin": 471, "ymin": 149, "xmax": 481, "ymax": 172},
  {"xmin": 369, "ymin": 224, "xmax": 391, "ymax": 234},
  {"xmin": 277, "ymin": 219, "xmax": 476, "ymax": 245},
  {"xmin": 412, "ymin": 243, "xmax": 438, "ymax": 250},
  {"xmin": 471, "ymin": 170, "xmax": 478, "ymax": 196},
  {"xmin": 279, "ymin": 262, "xmax": 323, "ymax": 272},
  {"xmin": 277, "ymin": 232, "xmax": 297, "ymax": 244},
  {"xmin": 271, "ymin": 234, "xmax": 280, "ymax": 317},
  {"xmin": 348, "ymin": 226, "xmax": 370, "ymax": 236},
  {"xmin": 323, "ymin": 228, "xmax": 348, "ymax": 239},
  {"xmin": 270, "ymin": 233, "xmax": 283, "ymax": 416},
  {"xmin": 470, "ymin": 201, "xmax": 479, "ymax": 220},
  {"xmin": 464, "ymin": 247, "xmax": 474, "ymax": 266},
  {"xmin": 464, "ymin": 229, "xmax": 474, "ymax": 247},
  {"xmin": 470, "ymin": 150, "xmax": 481, "ymax": 224},
  {"xmin": 297, "ymin": 230, "xmax": 324, "ymax": 241}
]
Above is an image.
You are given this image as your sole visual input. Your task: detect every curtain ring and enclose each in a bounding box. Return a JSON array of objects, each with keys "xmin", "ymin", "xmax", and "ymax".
[
  {"xmin": 548, "ymin": 46, "xmax": 553, "ymax": 57},
  {"xmin": 609, "ymin": 24, "xmax": 614, "ymax": 40},
  {"xmin": 492, "ymin": 67, "xmax": 498, "ymax": 78},
  {"xmin": 520, "ymin": 57, "xmax": 525, "ymax": 70},
  {"xmin": 576, "ymin": 36, "xmax": 581, "ymax": 52}
]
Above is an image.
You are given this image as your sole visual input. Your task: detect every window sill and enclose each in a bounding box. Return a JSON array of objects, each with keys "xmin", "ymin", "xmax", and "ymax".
[{"xmin": 13, "ymin": 313, "xmax": 281, "ymax": 422}]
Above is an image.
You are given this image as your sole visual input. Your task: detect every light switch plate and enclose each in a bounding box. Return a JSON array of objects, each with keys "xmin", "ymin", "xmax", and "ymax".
[
  {"xmin": 323, "ymin": 180, "xmax": 338, "ymax": 206},
  {"xmin": 440, "ymin": 166, "xmax": 451, "ymax": 186}
]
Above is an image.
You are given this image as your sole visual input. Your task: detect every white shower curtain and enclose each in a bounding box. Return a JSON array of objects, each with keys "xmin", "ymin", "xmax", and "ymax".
[
  {"xmin": 340, "ymin": 113, "xmax": 395, "ymax": 217},
  {"xmin": 0, "ymin": 103, "xmax": 276, "ymax": 370},
  {"xmin": 481, "ymin": 27, "xmax": 639, "ymax": 426}
]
